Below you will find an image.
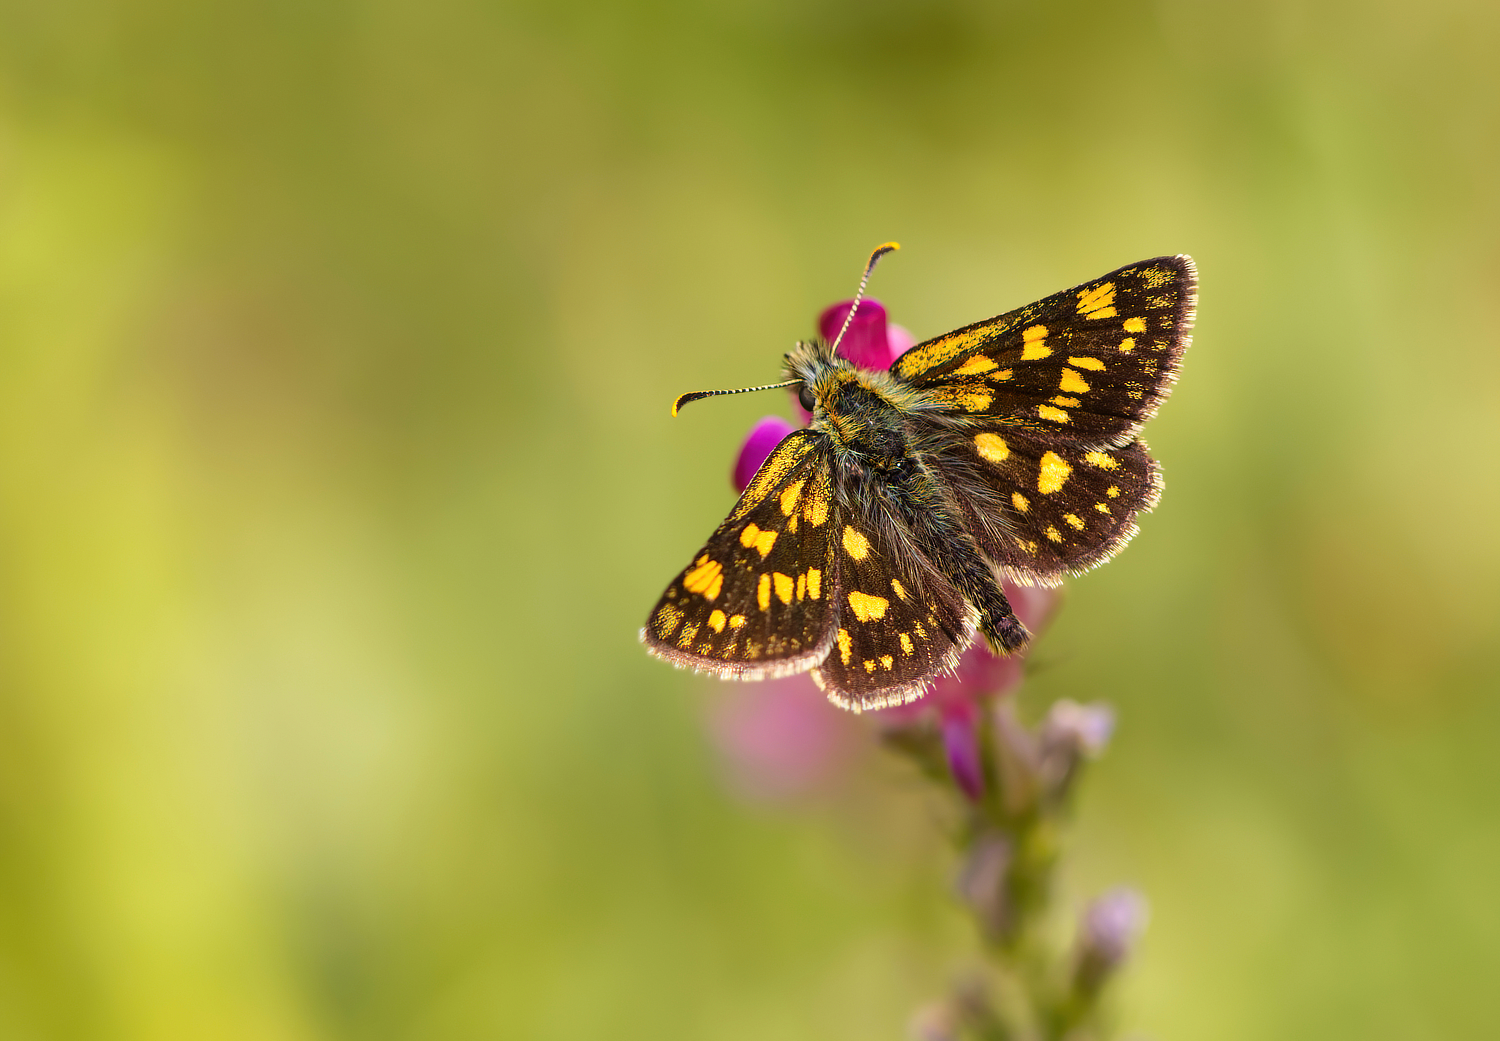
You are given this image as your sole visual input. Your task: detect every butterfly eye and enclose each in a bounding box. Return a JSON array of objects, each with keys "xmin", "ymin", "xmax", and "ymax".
[{"xmin": 798, "ymin": 383, "xmax": 817, "ymax": 412}]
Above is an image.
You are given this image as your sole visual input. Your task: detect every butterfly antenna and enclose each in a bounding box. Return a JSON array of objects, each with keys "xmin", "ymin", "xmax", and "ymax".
[
  {"xmin": 829, "ymin": 241, "xmax": 900, "ymax": 354},
  {"xmin": 672, "ymin": 379, "xmax": 800, "ymax": 417}
]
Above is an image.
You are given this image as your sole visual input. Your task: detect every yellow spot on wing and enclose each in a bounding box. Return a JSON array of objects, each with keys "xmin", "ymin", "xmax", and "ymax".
[
  {"xmin": 891, "ymin": 578, "xmax": 909, "ymax": 600},
  {"xmin": 955, "ymin": 388, "xmax": 993, "ymax": 411},
  {"xmin": 739, "ymin": 523, "xmax": 778, "ymax": 557},
  {"xmin": 1124, "ymin": 316, "xmax": 1147, "ymax": 333},
  {"xmin": 974, "ymin": 432, "xmax": 1010, "ymax": 463},
  {"xmin": 879, "ymin": 655, "xmax": 894, "ymax": 670},
  {"xmin": 1107, "ymin": 485, "xmax": 1120, "ymax": 498},
  {"xmin": 1068, "ymin": 356, "xmax": 1106, "ymax": 371},
  {"xmin": 1118, "ymin": 337, "xmax": 1136, "ymax": 352},
  {"xmin": 899, "ymin": 632, "xmax": 913, "ymax": 655},
  {"xmin": 773, "ymin": 572, "xmax": 794, "ymax": 604},
  {"xmin": 1084, "ymin": 451, "xmax": 1118, "ymax": 469},
  {"xmin": 677, "ymin": 623, "xmax": 699, "ymax": 648},
  {"xmin": 842, "ymin": 525, "xmax": 871, "ymax": 560},
  {"xmin": 1038, "ymin": 451, "xmax": 1073, "ymax": 494},
  {"xmin": 1077, "ymin": 282, "xmax": 1117, "ymax": 319},
  {"xmin": 1037, "ymin": 404, "xmax": 1070, "ymax": 423},
  {"xmin": 863, "ymin": 659, "xmax": 876, "ymax": 673},
  {"xmin": 837, "ymin": 628, "xmax": 852, "ymax": 665},
  {"xmin": 1012, "ymin": 492, "xmax": 1029, "ymax": 513},
  {"xmin": 708, "ymin": 609, "xmax": 727, "ymax": 632},
  {"xmin": 1094, "ymin": 503, "xmax": 1111, "ymax": 514},
  {"xmin": 654, "ymin": 604, "xmax": 684, "ymax": 637},
  {"xmin": 757, "ymin": 573, "xmax": 771, "ymax": 611},
  {"xmin": 806, "ymin": 568, "xmax": 822, "ymax": 600},
  {"xmin": 1052, "ymin": 395, "xmax": 1080, "ymax": 407},
  {"xmin": 895, "ymin": 327, "xmax": 988, "ymax": 378},
  {"xmin": 802, "ymin": 488, "xmax": 829, "ymax": 527},
  {"xmin": 1045, "ymin": 526, "xmax": 1063, "ymax": 542},
  {"xmin": 1064, "ymin": 513, "xmax": 1085, "ymax": 530},
  {"xmin": 847, "ymin": 591, "xmax": 890, "ymax": 622},
  {"xmin": 729, "ymin": 614, "xmax": 747, "ymax": 628},
  {"xmin": 954, "ymin": 355, "xmax": 997, "ymax": 375},
  {"xmin": 796, "ymin": 572, "xmax": 806, "ymax": 600},
  {"xmin": 683, "ymin": 558, "xmax": 725, "ymax": 601},
  {"xmin": 1021, "ymin": 324, "xmax": 1051, "ymax": 360},
  {"xmin": 1059, "ymin": 368, "xmax": 1091, "ymax": 394},
  {"xmin": 779, "ymin": 479, "xmax": 805, "ymax": 517}
]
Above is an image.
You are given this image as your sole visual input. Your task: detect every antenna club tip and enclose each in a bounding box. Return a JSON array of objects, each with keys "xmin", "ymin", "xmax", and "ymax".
[{"xmin": 876, "ymin": 241, "xmax": 900, "ymax": 253}]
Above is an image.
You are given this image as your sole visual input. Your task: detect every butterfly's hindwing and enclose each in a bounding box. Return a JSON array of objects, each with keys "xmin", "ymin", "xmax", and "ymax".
[
  {"xmin": 942, "ymin": 428, "xmax": 1162, "ymax": 581},
  {"xmin": 894, "ymin": 256, "xmax": 1195, "ymax": 445},
  {"xmin": 810, "ymin": 501, "xmax": 976, "ymax": 712},
  {"xmin": 643, "ymin": 431, "xmax": 839, "ymax": 679}
]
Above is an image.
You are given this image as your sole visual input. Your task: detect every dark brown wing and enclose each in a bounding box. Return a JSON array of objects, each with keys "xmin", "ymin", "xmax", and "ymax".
[
  {"xmin": 892, "ymin": 256, "xmax": 1196, "ymax": 447},
  {"xmin": 935, "ymin": 426, "xmax": 1162, "ymax": 583},
  {"xmin": 810, "ymin": 498, "xmax": 978, "ymax": 713},
  {"xmin": 642, "ymin": 430, "xmax": 840, "ymax": 679}
]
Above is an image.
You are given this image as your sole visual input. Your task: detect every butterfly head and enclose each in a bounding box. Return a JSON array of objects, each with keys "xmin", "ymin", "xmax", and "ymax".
[{"xmin": 782, "ymin": 338, "xmax": 927, "ymax": 459}]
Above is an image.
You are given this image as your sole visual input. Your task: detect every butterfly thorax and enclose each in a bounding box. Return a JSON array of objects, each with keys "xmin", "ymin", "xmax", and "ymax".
[
  {"xmin": 780, "ymin": 339, "xmax": 1028, "ymax": 658},
  {"xmin": 783, "ymin": 341, "xmax": 937, "ymax": 472}
]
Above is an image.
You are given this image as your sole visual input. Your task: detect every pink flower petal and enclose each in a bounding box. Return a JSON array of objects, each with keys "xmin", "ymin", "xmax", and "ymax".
[{"xmin": 818, "ymin": 300, "xmax": 902, "ymax": 371}]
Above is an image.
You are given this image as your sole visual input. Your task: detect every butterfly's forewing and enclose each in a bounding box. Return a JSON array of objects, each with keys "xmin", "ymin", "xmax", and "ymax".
[
  {"xmin": 894, "ymin": 256, "xmax": 1196, "ymax": 446},
  {"xmin": 643, "ymin": 430, "xmax": 840, "ymax": 679},
  {"xmin": 810, "ymin": 500, "xmax": 977, "ymax": 712},
  {"xmin": 939, "ymin": 429, "xmax": 1162, "ymax": 582}
]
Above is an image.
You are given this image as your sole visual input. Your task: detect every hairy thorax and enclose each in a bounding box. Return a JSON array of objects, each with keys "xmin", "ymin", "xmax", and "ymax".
[{"xmin": 783, "ymin": 341, "xmax": 941, "ymax": 477}]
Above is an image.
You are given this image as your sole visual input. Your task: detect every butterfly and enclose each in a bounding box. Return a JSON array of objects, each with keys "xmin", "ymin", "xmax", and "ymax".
[{"xmin": 643, "ymin": 245, "xmax": 1196, "ymax": 712}]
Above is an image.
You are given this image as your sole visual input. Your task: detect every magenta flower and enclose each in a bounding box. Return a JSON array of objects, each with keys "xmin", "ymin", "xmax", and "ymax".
[
  {"xmin": 709, "ymin": 297, "xmax": 1060, "ymax": 803},
  {"xmin": 818, "ymin": 298, "xmax": 914, "ymax": 371}
]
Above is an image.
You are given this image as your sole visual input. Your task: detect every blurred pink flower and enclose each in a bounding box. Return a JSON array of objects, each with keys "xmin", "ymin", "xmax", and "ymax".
[
  {"xmin": 707, "ymin": 676, "xmax": 862, "ymax": 802},
  {"xmin": 708, "ymin": 296, "xmax": 1058, "ymax": 802}
]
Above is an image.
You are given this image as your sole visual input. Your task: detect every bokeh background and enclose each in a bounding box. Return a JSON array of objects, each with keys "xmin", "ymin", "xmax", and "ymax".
[{"xmin": 2, "ymin": 0, "xmax": 1498, "ymax": 1037}]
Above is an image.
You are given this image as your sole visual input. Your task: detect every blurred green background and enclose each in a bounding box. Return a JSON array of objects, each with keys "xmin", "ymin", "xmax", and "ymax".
[{"xmin": 2, "ymin": 0, "xmax": 1498, "ymax": 1037}]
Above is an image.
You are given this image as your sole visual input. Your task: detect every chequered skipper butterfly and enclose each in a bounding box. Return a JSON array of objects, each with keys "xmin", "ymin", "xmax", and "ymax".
[{"xmin": 644, "ymin": 245, "xmax": 1196, "ymax": 712}]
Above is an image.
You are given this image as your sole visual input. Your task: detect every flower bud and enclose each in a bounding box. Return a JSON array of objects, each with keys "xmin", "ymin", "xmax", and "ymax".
[
  {"xmin": 1037, "ymin": 700, "xmax": 1115, "ymax": 801},
  {"xmin": 1073, "ymin": 887, "xmax": 1148, "ymax": 995}
]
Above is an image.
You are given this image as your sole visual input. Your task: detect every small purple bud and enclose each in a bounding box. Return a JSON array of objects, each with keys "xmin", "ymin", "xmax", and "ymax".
[
  {"xmin": 1074, "ymin": 888, "xmax": 1148, "ymax": 994},
  {"xmin": 733, "ymin": 415, "xmax": 798, "ymax": 493},
  {"xmin": 1037, "ymin": 700, "xmax": 1115, "ymax": 800},
  {"xmin": 940, "ymin": 711, "xmax": 985, "ymax": 802},
  {"xmin": 1042, "ymin": 699, "xmax": 1116, "ymax": 757}
]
